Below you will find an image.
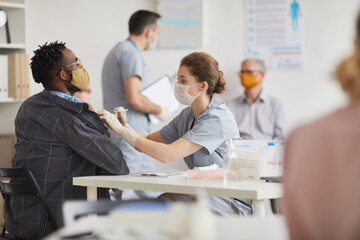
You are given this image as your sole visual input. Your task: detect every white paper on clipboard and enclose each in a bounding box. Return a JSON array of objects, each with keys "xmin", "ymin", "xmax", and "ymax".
[{"xmin": 142, "ymin": 75, "xmax": 180, "ymax": 125}]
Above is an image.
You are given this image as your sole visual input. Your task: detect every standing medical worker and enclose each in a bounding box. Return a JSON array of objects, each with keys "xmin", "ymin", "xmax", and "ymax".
[
  {"xmin": 98, "ymin": 52, "xmax": 252, "ymax": 215},
  {"xmin": 102, "ymin": 10, "xmax": 169, "ymax": 199}
]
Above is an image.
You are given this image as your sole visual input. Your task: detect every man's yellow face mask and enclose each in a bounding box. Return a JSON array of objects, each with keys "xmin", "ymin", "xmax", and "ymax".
[
  {"xmin": 240, "ymin": 72, "xmax": 260, "ymax": 89},
  {"xmin": 71, "ymin": 67, "xmax": 90, "ymax": 91},
  {"xmin": 64, "ymin": 59, "xmax": 90, "ymax": 91}
]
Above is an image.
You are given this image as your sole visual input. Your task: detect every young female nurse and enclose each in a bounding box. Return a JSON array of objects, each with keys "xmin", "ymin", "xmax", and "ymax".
[{"xmin": 98, "ymin": 52, "xmax": 252, "ymax": 216}]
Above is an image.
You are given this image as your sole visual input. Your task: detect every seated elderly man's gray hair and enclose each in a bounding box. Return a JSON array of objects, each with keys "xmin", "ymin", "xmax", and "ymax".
[{"xmin": 241, "ymin": 58, "xmax": 266, "ymax": 73}]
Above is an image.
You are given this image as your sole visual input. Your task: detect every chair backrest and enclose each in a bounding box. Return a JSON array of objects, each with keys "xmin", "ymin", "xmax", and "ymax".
[
  {"xmin": 0, "ymin": 168, "xmax": 58, "ymax": 232},
  {"xmin": 62, "ymin": 199, "xmax": 169, "ymax": 227},
  {"xmin": 0, "ymin": 168, "xmax": 42, "ymax": 195}
]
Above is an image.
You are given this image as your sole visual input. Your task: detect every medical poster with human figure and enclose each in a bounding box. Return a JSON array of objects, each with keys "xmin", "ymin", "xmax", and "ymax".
[{"xmin": 245, "ymin": 0, "xmax": 304, "ymax": 72}]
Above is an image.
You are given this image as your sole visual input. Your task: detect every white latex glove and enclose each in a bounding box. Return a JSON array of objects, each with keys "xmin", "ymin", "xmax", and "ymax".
[
  {"xmin": 157, "ymin": 107, "xmax": 171, "ymax": 122},
  {"xmin": 97, "ymin": 109, "xmax": 139, "ymax": 148},
  {"xmin": 113, "ymin": 106, "xmax": 128, "ymax": 126},
  {"xmin": 113, "ymin": 107, "xmax": 140, "ymax": 137}
]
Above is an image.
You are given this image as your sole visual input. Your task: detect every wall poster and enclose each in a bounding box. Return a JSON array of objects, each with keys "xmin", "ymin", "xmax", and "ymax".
[{"xmin": 245, "ymin": 0, "xmax": 304, "ymax": 71}]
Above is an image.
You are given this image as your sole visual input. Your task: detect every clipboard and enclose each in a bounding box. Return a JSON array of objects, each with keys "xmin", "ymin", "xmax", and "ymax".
[
  {"xmin": 134, "ymin": 170, "xmax": 187, "ymax": 178},
  {"xmin": 142, "ymin": 75, "xmax": 181, "ymax": 125},
  {"xmin": 260, "ymin": 176, "xmax": 282, "ymax": 182}
]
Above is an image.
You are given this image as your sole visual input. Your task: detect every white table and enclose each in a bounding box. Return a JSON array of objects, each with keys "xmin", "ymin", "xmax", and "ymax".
[
  {"xmin": 73, "ymin": 175, "xmax": 282, "ymax": 216},
  {"xmin": 46, "ymin": 211, "xmax": 289, "ymax": 240}
]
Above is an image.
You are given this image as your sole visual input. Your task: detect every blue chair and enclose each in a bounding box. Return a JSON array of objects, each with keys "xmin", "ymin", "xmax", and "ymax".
[{"xmin": 62, "ymin": 199, "xmax": 169, "ymax": 227}]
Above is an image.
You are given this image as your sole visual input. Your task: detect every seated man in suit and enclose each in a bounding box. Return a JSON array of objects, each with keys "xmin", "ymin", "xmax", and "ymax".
[{"xmin": 5, "ymin": 41, "xmax": 129, "ymax": 238}]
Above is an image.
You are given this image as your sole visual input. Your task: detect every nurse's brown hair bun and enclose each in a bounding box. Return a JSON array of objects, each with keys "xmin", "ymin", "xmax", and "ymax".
[{"xmin": 180, "ymin": 52, "xmax": 226, "ymax": 96}]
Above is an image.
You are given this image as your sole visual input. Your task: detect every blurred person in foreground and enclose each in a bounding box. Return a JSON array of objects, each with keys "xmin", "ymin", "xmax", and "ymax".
[{"xmin": 283, "ymin": 16, "xmax": 360, "ymax": 240}]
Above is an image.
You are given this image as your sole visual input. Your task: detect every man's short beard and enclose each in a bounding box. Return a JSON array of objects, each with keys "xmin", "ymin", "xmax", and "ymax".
[{"xmin": 67, "ymin": 85, "xmax": 80, "ymax": 96}]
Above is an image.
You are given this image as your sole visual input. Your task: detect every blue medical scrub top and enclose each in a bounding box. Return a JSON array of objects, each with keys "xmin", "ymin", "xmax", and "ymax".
[
  {"xmin": 160, "ymin": 97, "xmax": 252, "ymax": 216},
  {"xmin": 102, "ymin": 39, "xmax": 158, "ymax": 200},
  {"xmin": 102, "ymin": 39, "xmax": 150, "ymax": 134},
  {"xmin": 160, "ymin": 96, "xmax": 240, "ymax": 168}
]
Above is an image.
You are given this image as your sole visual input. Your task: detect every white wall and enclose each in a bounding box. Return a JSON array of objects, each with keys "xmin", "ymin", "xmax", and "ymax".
[
  {"xmin": 24, "ymin": 0, "xmax": 360, "ymax": 131},
  {"xmin": 2, "ymin": 0, "xmax": 357, "ymax": 168},
  {"xmin": 148, "ymin": 0, "xmax": 357, "ymax": 132},
  {"xmin": 26, "ymin": 0, "xmax": 156, "ymax": 107},
  {"xmin": 202, "ymin": 0, "xmax": 356, "ymax": 131}
]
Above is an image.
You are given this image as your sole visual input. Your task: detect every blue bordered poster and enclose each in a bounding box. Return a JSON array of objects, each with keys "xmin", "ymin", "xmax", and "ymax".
[{"xmin": 245, "ymin": 0, "xmax": 304, "ymax": 71}]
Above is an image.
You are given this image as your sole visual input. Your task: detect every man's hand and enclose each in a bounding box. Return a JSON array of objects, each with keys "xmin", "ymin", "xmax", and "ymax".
[{"xmin": 157, "ymin": 107, "xmax": 171, "ymax": 122}]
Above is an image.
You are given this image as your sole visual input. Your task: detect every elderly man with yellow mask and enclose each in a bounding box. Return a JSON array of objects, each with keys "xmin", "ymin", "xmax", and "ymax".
[{"xmin": 226, "ymin": 58, "xmax": 286, "ymax": 141}]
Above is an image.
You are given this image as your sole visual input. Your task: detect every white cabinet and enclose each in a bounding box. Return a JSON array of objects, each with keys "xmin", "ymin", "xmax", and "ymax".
[{"xmin": 0, "ymin": 0, "xmax": 26, "ymax": 134}]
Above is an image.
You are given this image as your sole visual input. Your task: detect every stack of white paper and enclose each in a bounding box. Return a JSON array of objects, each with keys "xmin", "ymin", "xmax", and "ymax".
[
  {"xmin": 136, "ymin": 170, "xmax": 187, "ymax": 178},
  {"xmin": 142, "ymin": 75, "xmax": 181, "ymax": 125}
]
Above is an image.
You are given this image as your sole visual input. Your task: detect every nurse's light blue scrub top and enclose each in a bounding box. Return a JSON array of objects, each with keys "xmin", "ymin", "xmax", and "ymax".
[{"xmin": 160, "ymin": 97, "xmax": 252, "ymax": 215}]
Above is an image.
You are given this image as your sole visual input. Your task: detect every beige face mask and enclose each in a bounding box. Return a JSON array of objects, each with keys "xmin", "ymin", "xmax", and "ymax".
[{"xmin": 71, "ymin": 67, "xmax": 90, "ymax": 91}]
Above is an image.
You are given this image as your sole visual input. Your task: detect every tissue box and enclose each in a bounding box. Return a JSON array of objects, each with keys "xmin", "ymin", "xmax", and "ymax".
[{"xmin": 230, "ymin": 140, "xmax": 284, "ymax": 178}]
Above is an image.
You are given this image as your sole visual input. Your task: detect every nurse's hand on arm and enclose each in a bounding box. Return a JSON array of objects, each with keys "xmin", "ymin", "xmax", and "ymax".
[
  {"xmin": 113, "ymin": 107, "xmax": 129, "ymax": 126},
  {"xmin": 157, "ymin": 106, "xmax": 171, "ymax": 122},
  {"xmin": 113, "ymin": 106, "xmax": 148, "ymax": 138},
  {"xmin": 97, "ymin": 109, "xmax": 203, "ymax": 163},
  {"xmin": 97, "ymin": 109, "xmax": 139, "ymax": 147}
]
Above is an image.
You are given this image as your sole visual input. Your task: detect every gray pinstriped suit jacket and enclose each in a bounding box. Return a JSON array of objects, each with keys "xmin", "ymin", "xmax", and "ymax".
[{"xmin": 5, "ymin": 90, "xmax": 129, "ymax": 237}]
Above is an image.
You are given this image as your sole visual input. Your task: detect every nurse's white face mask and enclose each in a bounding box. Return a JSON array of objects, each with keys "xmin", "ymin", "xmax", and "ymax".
[{"xmin": 174, "ymin": 82, "xmax": 202, "ymax": 105}]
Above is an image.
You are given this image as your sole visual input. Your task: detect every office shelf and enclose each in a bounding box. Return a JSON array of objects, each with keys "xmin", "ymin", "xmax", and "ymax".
[
  {"xmin": 0, "ymin": 2, "xmax": 25, "ymax": 9},
  {"xmin": 0, "ymin": 43, "xmax": 25, "ymax": 49},
  {"xmin": 0, "ymin": 98, "xmax": 25, "ymax": 103},
  {"xmin": 0, "ymin": 0, "xmax": 26, "ymax": 134}
]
